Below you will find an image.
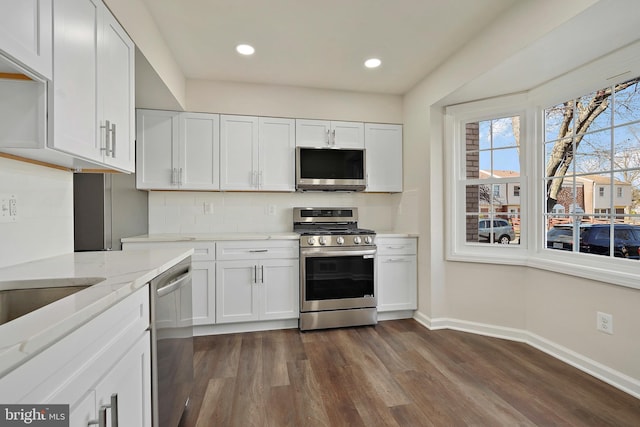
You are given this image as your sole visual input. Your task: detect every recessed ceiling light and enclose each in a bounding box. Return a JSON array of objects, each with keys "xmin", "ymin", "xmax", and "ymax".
[
  {"xmin": 364, "ymin": 58, "xmax": 381, "ymax": 69},
  {"xmin": 236, "ymin": 44, "xmax": 255, "ymax": 55}
]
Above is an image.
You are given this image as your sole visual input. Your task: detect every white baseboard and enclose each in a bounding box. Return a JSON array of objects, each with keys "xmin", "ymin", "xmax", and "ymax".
[
  {"xmin": 378, "ymin": 310, "xmax": 415, "ymax": 321},
  {"xmin": 194, "ymin": 319, "xmax": 298, "ymax": 336},
  {"xmin": 412, "ymin": 313, "xmax": 640, "ymax": 400}
]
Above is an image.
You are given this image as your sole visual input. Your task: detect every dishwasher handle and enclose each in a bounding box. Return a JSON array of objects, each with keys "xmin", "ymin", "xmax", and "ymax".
[{"xmin": 156, "ymin": 270, "xmax": 192, "ymax": 297}]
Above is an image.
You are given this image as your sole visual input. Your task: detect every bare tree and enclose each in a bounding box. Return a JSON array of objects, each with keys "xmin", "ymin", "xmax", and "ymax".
[{"xmin": 545, "ymin": 78, "xmax": 640, "ymax": 212}]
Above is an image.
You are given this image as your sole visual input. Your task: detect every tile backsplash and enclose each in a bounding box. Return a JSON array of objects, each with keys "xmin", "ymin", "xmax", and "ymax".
[
  {"xmin": 148, "ymin": 191, "xmax": 402, "ymax": 234},
  {"xmin": 0, "ymin": 158, "xmax": 73, "ymax": 267}
]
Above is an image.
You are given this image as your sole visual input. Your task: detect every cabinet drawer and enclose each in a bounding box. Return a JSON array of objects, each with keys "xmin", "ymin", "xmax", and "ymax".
[
  {"xmin": 216, "ymin": 240, "xmax": 298, "ymax": 260},
  {"xmin": 123, "ymin": 241, "xmax": 215, "ymax": 261},
  {"xmin": 376, "ymin": 238, "xmax": 417, "ymax": 255}
]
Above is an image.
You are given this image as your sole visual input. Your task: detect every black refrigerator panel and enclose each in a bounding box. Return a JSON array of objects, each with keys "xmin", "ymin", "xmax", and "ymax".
[{"xmin": 73, "ymin": 173, "xmax": 112, "ymax": 251}]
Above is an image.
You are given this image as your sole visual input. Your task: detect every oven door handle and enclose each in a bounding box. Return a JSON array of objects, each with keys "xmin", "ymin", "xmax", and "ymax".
[{"xmin": 301, "ymin": 248, "xmax": 376, "ymax": 258}]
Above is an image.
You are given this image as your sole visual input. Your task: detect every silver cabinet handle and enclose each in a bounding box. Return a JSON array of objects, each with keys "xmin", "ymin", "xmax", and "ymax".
[
  {"xmin": 110, "ymin": 122, "xmax": 116, "ymax": 158},
  {"xmin": 249, "ymin": 249, "xmax": 268, "ymax": 253},
  {"xmin": 384, "ymin": 258, "xmax": 410, "ymax": 263},
  {"xmin": 88, "ymin": 394, "xmax": 117, "ymax": 427},
  {"xmin": 386, "ymin": 246, "xmax": 405, "ymax": 250},
  {"xmin": 331, "ymin": 129, "xmax": 336, "ymax": 145},
  {"xmin": 179, "ymin": 167, "xmax": 183, "ymax": 186},
  {"xmin": 101, "ymin": 120, "xmax": 111, "ymax": 156},
  {"xmin": 261, "ymin": 265, "xmax": 264, "ymax": 283},
  {"xmin": 253, "ymin": 265, "xmax": 257, "ymax": 283},
  {"xmin": 157, "ymin": 271, "xmax": 191, "ymax": 297},
  {"xmin": 326, "ymin": 129, "xmax": 330, "ymax": 145},
  {"xmin": 110, "ymin": 394, "xmax": 118, "ymax": 427}
]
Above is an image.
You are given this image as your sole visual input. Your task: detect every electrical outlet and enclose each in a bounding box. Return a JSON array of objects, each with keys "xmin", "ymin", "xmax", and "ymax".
[
  {"xmin": 203, "ymin": 202, "xmax": 214, "ymax": 215},
  {"xmin": 267, "ymin": 205, "xmax": 276, "ymax": 216},
  {"xmin": 597, "ymin": 311, "xmax": 613, "ymax": 334},
  {"xmin": 0, "ymin": 194, "xmax": 18, "ymax": 223}
]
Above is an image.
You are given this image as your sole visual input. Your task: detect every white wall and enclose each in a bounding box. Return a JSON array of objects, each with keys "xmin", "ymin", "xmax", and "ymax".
[
  {"xmin": 187, "ymin": 79, "xmax": 403, "ymax": 123},
  {"xmin": 403, "ymin": 0, "xmax": 640, "ymax": 392},
  {"xmin": 0, "ymin": 157, "xmax": 73, "ymax": 267}
]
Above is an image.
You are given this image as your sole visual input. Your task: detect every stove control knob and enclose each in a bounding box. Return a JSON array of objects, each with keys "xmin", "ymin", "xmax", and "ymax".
[
  {"xmin": 319, "ymin": 236, "xmax": 328, "ymax": 246},
  {"xmin": 353, "ymin": 236, "xmax": 362, "ymax": 245},
  {"xmin": 336, "ymin": 236, "xmax": 345, "ymax": 245},
  {"xmin": 364, "ymin": 236, "xmax": 373, "ymax": 245},
  {"xmin": 307, "ymin": 237, "xmax": 316, "ymax": 246}
]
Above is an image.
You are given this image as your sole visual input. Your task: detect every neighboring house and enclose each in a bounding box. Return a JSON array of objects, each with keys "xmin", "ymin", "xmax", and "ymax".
[{"xmin": 478, "ymin": 170, "xmax": 521, "ymax": 215}]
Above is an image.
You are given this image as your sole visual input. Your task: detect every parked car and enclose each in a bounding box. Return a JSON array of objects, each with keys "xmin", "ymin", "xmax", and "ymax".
[
  {"xmin": 547, "ymin": 224, "xmax": 640, "ymax": 259},
  {"xmin": 579, "ymin": 224, "xmax": 640, "ymax": 259},
  {"xmin": 478, "ymin": 219, "xmax": 515, "ymax": 244}
]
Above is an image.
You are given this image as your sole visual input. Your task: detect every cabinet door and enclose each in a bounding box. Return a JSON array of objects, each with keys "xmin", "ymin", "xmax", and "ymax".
[
  {"xmin": 295, "ymin": 119, "xmax": 331, "ymax": 147},
  {"xmin": 216, "ymin": 260, "xmax": 259, "ymax": 323},
  {"xmin": 191, "ymin": 260, "xmax": 216, "ymax": 325},
  {"xmin": 49, "ymin": 0, "xmax": 100, "ymax": 161},
  {"xmin": 136, "ymin": 109, "xmax": 180, "ymax": 189},
  {"xmin": 69, "ymin": 391, "xmax": 96, "ymax": 427},
  {"xmin": 365, "ymin": 123, "xmax": 403, "ymax": 192},
  {"xmin": 94, "ymin": 332, "xmax": 151, "ymax": 427},
  {"xmin": 181, "ymin": 112, "xmax": 220, "ymax": 190},
  {"xmin": 332, "ymin": 121, "xmax": 364, "ymax": 148},
  {"xmin": 0, "ymin": 0, "xmax": 52, "ymax": 79},
  {"xmin": 259, "ymin": 117, "xmax": 295, "ymax": 191},
  {"xmin": 259, "ymin": 259, "xmax": 299, "ymax": 320},
  {"xmin": 220, "ymin": 115, "xmax": 259, "ymax": 190},
  {"xmin": 377, "ymin": 255, "xmax": 417, "ymax": 312},
  {"xmin": 99, "ymin": 7, "xmax": 135, "ymax": 172}
]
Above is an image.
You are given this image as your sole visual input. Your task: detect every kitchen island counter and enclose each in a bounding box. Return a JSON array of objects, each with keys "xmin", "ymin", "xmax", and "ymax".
[{"xmin": 0, "ymin": 248, "xmax": 192, "ymax": 377}]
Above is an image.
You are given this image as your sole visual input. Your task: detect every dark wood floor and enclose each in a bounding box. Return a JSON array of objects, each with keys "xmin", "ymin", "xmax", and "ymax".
[{"xmin": 179, "ymin": 319, "xmax": 640, "ymax": 427}]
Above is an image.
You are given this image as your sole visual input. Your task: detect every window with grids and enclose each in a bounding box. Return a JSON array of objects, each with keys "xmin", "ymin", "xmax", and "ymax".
[
  {"xmin": 544, "ymin": 77, "xmax": 640, "ymax": 259},
  {"xmin": 464, "ymin": 117, "xmax": 521, "ymax": 245}
]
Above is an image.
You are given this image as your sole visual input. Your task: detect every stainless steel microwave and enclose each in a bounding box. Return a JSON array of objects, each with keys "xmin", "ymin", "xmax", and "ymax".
[{"xmin": 295, "ymin": 147, "xmax": 367, "ymax": 191}]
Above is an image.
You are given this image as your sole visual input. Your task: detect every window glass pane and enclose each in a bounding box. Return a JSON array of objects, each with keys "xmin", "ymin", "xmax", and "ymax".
[
  {"xmin": 576, "ymin": 91, "xmax": 611, "ymax": 134},
  {"xmin": 479, "ymin": 150, "xmax": 491, "ymax": 176},
  {"xmin": 545, "ymin": 101, "xmax": 574, "ymax": 141},
  {"xmin": 545, "ymin": 138, "xmax": 573, "ymax": 178},
  {"xmin": 613, "ymin": 124, "xmax": 640, "ymax": 172},
  {"xmin": 465, "ymin": 214, "xmax": 480, "ymax": 243},
  {"xmin": 465, "ymin": 184, "xmax": 486, "ymax": 214},
  {"xmin": 479, "ymin": 121, "xmax": 491, "ymax": 150},
  {"xmin": 493, "ymin": 147, "xmax": 520, "ymax": 172},
  {"xmin": 465, "ymin": 150, "xmax": 480, "ymax": 178},
  {"xmin": 575, "ymin": 129, "xmax": 611, "ymax": 172},
  {"xmin": 545, "ymin": 177, "xmax": 580, "ymax": 214},
  {"xmin": 546, "ymin": 220, "xmax": 577, "ymax": 252},
  {"xmin": 613, "ymin": 77, "xmax": 640, "ymax": 125},
  {"xmin": 491, "ymin": 117, "xmax": 519, "ymax": 149}
]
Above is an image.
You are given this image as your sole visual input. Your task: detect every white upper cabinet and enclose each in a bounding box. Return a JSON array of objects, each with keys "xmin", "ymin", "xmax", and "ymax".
[
  {"xmin": 49, "ymin": 0, "xmax": 135, "ymax": 172},
  {"xmin": 295, "ymin": 119, "xmax": 364, "ymax": 148},
  {"xmin": 136, "ymin": 109, "xmax": 180, "ymax": 189},
  {"xmin": 364, "ymin": 123, "xmax": 403, "ymax": 192},
  {"xmin": 0, "ymin": 0, "xmax": 53, "ymax": 79},
  {"xmin": 220, "ymin": 115, "xmax": 295, "ymax": 191},
  {"xmin": 136, "ymin": 109, "xmax": 220, "ymax": 190},
  {"xmin": 180, "ymin": 112, "xmax": 221, "ymax": 189}
]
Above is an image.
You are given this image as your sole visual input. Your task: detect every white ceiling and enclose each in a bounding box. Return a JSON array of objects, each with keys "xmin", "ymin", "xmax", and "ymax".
[{"xmin": 139, "ymin": 0, "xmax": 518, "ymax": 95}]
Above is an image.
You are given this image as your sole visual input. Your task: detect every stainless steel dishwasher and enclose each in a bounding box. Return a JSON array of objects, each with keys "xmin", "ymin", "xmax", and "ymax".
[{"xmin": 150, "ymin": 256, "xmax": 193, "ymax": 427}]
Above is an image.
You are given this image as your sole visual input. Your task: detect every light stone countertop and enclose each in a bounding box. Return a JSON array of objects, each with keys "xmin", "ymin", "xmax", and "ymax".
[
  {"xmin": 121, "ymin": 232, "xmax": 301, "ymax": 243},
  {"xmin": 0, "ymin": 248, "xmax": 192, "ymax": 377}
]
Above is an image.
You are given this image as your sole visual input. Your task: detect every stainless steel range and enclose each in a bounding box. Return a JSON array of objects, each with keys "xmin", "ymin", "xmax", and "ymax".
[{"xmin": 294, "ymin": 207, "xmax": 377, "ymax": 331}]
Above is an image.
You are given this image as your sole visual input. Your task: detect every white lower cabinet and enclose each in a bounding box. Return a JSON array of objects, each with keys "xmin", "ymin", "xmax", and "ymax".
[
  {"xmin": 377, "ymin": 237, "xmax": 417, "ymax": 312},
  {"xmin": 123, "ymin": 241, "xmax": 217, "ymax": 326},
  {"xmin": 216, "ymin": 241, "xmax": 299, "ymax": 324},
  {"xmin": 70, "ymin": 332, "xmax": 151, "ymax": 427},
  {"xmin": 0, "ymin": 285, "xmax": 151, "ymax": 427}
]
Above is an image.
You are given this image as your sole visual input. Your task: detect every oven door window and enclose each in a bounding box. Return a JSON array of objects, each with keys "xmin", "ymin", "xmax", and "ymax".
[{"xmin": 305, "ymin": 255, "xmax": 374, "ymax": 300}]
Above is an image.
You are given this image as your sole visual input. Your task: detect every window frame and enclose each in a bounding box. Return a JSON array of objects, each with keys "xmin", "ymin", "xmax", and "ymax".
[
  {"xmin": 445, "ymin": 94, "xmax": 529, "ymax": 264},
  {"xmin": 445, "ymin": 90, "xmax": 640, "ymax": 290}
]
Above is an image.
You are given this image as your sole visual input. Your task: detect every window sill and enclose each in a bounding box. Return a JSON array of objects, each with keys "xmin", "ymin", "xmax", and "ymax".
[{"xmin": 447, "ymin": 250, "xmax": 640, "ymax": 290}]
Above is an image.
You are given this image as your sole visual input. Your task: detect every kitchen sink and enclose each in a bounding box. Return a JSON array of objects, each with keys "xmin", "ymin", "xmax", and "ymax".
[{"xmin": 0, "ymin": 277, "xmax": 105, "ymax": 326}]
